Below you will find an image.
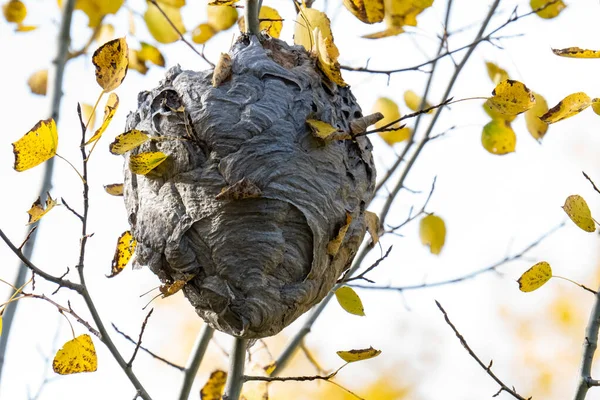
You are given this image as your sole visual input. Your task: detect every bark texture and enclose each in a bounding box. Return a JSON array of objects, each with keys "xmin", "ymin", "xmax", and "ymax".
[{"xmin": 123, "ymin": 36, "xmax": 375, "ymax": 338}]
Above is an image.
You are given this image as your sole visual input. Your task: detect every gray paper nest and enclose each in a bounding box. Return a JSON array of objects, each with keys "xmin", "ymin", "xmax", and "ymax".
[{"xmin": 123, "ymin": 35, "xmax": 376, "ymax": 338}]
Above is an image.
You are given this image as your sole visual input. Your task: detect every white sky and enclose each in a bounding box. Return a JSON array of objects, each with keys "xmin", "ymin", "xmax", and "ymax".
[{"xmin": 1, "ymin": 0, "xmax": 600, "ymax": 399}]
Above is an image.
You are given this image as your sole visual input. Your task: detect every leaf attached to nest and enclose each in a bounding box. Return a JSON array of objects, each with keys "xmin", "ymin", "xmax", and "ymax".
[
  {"xmin": 327, "ymin": 213, "xmax": 352, "ymax": 256},
  {"xmin": 109, "ymin": 129, "xmax": 150, "ymax": 154},
  {"xmin": 212, "ymin": 53, "xmax": 232, "ymax": 87},
  {"xmin": 216, "ymin": 178, "xmax": 262, "ymax": 201},
  {"xmin": 108, "ymin": 231, "xmax": 136, "ymax": 277},
  {"xmin": 129, "ymin": 151, "xmax": 168, "ymax": 175}
]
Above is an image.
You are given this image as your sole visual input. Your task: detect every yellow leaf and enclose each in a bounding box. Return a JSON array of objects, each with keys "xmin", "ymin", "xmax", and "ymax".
[
  {"xmin": 419, "ymin": 214, "xmax": 446, "ymax": 255},
  {"xmin": 540, "ymin": 92, "xmax": 592, "ymax": 124},
  {"xmin": 144, "ymin": 1, "xmax": 185, "ymax": 44},
  {"xmin": 86, "ymin": 93, "xmax": 119, "ymax": 145},
  {"xmin": 592, "ymin": 98, "xmax": 600, "ymax": 116},
  {"xmin": 481, "ymin": 119, "xmax": 516, "ymax": 155},
  {"xmin": 129, "ymin": 151, "xmax": 168, "ymax": 175},
  {"xmin": 81, "ymin": 103, "xmax": 97, "ymax": 132},
  {"xmin": 108, "ymin": 231, "xmax": 136, "ymax": 277},
  {"xmin": 384, "ymin": 0, "xmax": 433, "ymax": 28},
  {"xmin": 207, "ymin": 3, "xmax": 237, "ymax": 31},
  {"xmin": 362, "ymin": 26, "xmax": 404, "ymax": 39},
  {"xmin": 0, "ymin": 316, "xmax": 3, "ymax": 337},
  {"xmin": 327, "ymin": 213, "xmax": 352, "ymax": 256},
  {"xmin": 157, "ymin": 0, "xmax": 185, "ymax": 7},
  {"xmin": 128, "ymin": 49, "xmax": 149, "ymax": 75},
  {"xmin": 530, "ymin": 0, "xmax": 566, "ymax": 19},
  {"xmin": 364, "ymin": 211, "xmax": 380, "ymax": 244},
  {"xmin": 15, "ymin": 23, "xmax": 36, "ymax": 31},
  {"xmin": 295, "ymin": 7, "xmax": 329, "ymax": 52},
  {"xmin": 92, "ymin": 37, "xmax": 129, "ymax": 92},
  {"xmin": 26, "ymin": 192, "xmax": 56, "ymax": 225},
  {"xmin": 27, "ymin": 69, "xmax": 48, "ymax": 96},
  {"xmin": 200, "ymin": 370, "xmax": 227, "ymax": 400},
  {"xmin": 487, "ymin": 79, "xmax": 536, "ymax": 116},
  {"xmin": 485, "ymin": 61, "xmax": 509, "ymax": 85},
  {"xmin": 52, "ymin": 334, "xmax": 97, "ymax": 375},
  {"xmin": 552, "ymin": 47, "xmax": 600, "ymax": 59},
  {"xmin": 159, "ymin": 280, "xmax": 187, "ymax": 297},
  {"xmin": 12, "ymin": 118, "xmax": 58, "ymax": 172},
  {"xmin": 313, "ymin": 27, "xmax": 346, "ymax": 86},
  {"xmin": 404, "ymin": 90, "xmax": 431, "ymax": 112},
  {"xmin": 208, "ymin": 0, "xmax": 238, "ymax": 5},
  {"xmin": 525, "ymin": 92, "xmax": 549, "ymax": 141},
  {"xmin": 109, "ymin": 129, "xmax": 150, "ymax": 155},
  {"xmin": 517, "ymin": 261, "xmax": 552, "ymax": 292},
  {"xmin": 3, "ymin": 0, "xmax": 26, "ymax": 23},
  {"xmin": 68, "ymin": 0, "xmax": 124, "ymax": 28},
  {"xmin": 191, "ymin": 23, "xmax": 216, "ymax": 44},
  {"xmin": 336, "ymin": 347, "xmax": 381, "ymax": 363},
  {"xmin": 343, "ymin": 0, "xmax": 384, "ymax": 24},
  {"xmin": 483, "ymin": 100, "xmax": 516, "ymax": 123},
  {"xmin": 94, "ymin": 23, "xmax": 115, "ymax": 45},
  {"xmin": 335, "ymin": 286, "xmax": 365, "ymax": 316},
  {"xmin": 562, "ymin": 195, "xmax": 596, "ymax": 233},
  {"xmin": 239, "ymin": 5, "xmax": 283, "ymax": 38},
  {"xmin": 138, "ymin": 42, "xmax": 165, "ymax": 66},
  {"xmin": 306, "ymin": 119, "xmax": 351, "ymax": 141},
  {"xmin": 103, "ymin": 183, "xmax": 124, "ymax": 196},
  {"xmin": 371, "ymin": 97, "xmax": 410, "ymax": 145},
  {"xmin": 264, "ymin": 362, "xmax": 276, "ymax": 376}
]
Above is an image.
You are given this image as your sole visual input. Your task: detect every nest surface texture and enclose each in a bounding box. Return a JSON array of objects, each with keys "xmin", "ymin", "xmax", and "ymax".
[{"xmin": 123, "ymin": 36, "xmax": 376, "ymax": 338}]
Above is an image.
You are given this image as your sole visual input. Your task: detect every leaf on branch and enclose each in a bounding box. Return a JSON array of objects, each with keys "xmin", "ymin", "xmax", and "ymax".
[
  {"xmin": 487, "ymin": 80, "xmax": 536, "ymax": 116},
  {"xmin": 27, "ymin": 69, "xmax": 48, "ymax": 96},
  {"xmin": 525, "ymin": 92, "xmax": 549, "ymax": 141},
  {"xmin": 481, "ymin": 119, "xmax": 516, "ymax": 155},
  {"xmin": 335, "ymin": 286, "xmax": 365, "ymax": 316},
  {"xmin": 517, "ymin": 261, "xmax": 552, "ymax": 292},
  {"xmin": 364, "ymin": 211, "xmax": 380, "ymax": 244},
  {"xmin": 343, "ymin": 0, "xmax": 384, "ymax": 24},
  {"xmin": 206, "ymin": 3, "xmax": 237, "ymax": 32},
  {"xmin": 12, "ymin": 118, "xmax": 58, "ymax": 172},
  {"xmin": 92, "ymin": 37, "xmax": 129, "ymax": 92},
  {"xmin": 192, "ymin": 23, "xmax": 216, "ymax": 44},
  {"xmin": 419, "ymin": 214, "xmax": 446, "ymax": 255},
  {"xmin": 552, "ymin": 47, "xmax": 600, "ymax": 58},
  {"xmin": 129, "ymin": 151, "xmax": 168, "ymax": 175},
  {"xmin": 562, "ymin": 195, "xmax": 596, "ymax": 233},
  {"xmin": 485, "ymin": 61, "xmax": 509, "ymax": 85},
  {"xmin": 306, "ymin": 119, "xmax": 351, "ymax": 141},
  {"xmin": 540, "ymin": 92, "xmax": 591, "ymax": 124},
  {"xmin": 404, "ymin": 90, "xmax": 432, "ymax": 113},
  {"xmin": 144, "ymin": 1, "xmax": 186, "ymax": 44},
  {"xmin": 104, "ymin": 183, "xmax": 124, "ymax": 196},
  {"xmin": 336, "ymin": 347, "xmax": 381, "ymax": 363},
  {"xmin": 314, "ymin": 27, "xmax": 346, "ymax": 86},
  {"xmin": 27, "ymin": 192, "xmax": 56, "ymax": 225},
  {"xmin": 239, "ymin": 6, "xmax": 283, "ymax": 38},
  {"xmin": 138, "ymin": 42, "xmax": 165, "ymax": 66},
  {"xmin": 86, "ymin": 93, "xmax": 119, "ymax": 145},
  {"xmin": 108, "ymin": 231, "xmax": 136, "ymax": 277},
  {"xmin": 327, "ymin": 213, "xmax": 352, "ymax": 256},
  {"xmin": 2, "ymin": 0, "xmax": 26, "ymax": 23},
  {"xmin": 200, "ymin": 370, "xmax": 227, "ymax": 400},
  {"xmin": 52, "ymin": 334, "xmax": 98, "ymax": 375},
  {"xmin": 371, "ymin": 97, "xmax": 411, "ymax": 145},
  {"xmin": 530, "ymin": 0, "xmax": 566, "ymax": 19},
  {"xmin": 109, "ymin": 129, "xmax": 150, "ymax": 155}
]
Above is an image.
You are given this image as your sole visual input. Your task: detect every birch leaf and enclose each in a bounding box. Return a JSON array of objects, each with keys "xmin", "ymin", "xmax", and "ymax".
[
  {"xmin": 540, "ymin": 92, "xmax": 591, "ymax": 124},
  {"xmin": 192, "ymin": 23, "xmax": 216, "ymax": 44},
  {"xmin": 336, "ymin": 347, "xmax": 381, "ymax": 363},
  {"xmin": 485, "ymin": 61, "xmax": 509, "ymax": 85},
  {"xmin": 85, "ymin": 93, "xmax": 119, "ymax": 145},
  {"xmin": 592, "ymin": 98, "xmax": 600, "ymax": 116},
  {"xmin": 343, "ymin": 0, "xmax": 384, "ymax": 24},
  {"xmin": 92, "ymin": 37, "xmax": 129, "ymax": 92},
  {"xmin": 206, "ymin": 3, "xmax": 237, "ymax": 31},
  {"xmin": 138, "ymin": 42, "xmax": 165, "ymax": 66},
  {"xmin": 27, "ymin": 69, "xmax": 48, "ymax": 96},
  {"xmin": 200, "ymin": 370, "xmax": 227, "ymax": 400},
  {"xmin": 530, "ymin": 0, "xmax": 566, "ymax": 19},
  {"xmin": 335, "ymin": 286, "xmax": 365, "ymax": 316},
  {"xmin": 481, "ymin": 119, "xmax": 516, "ymax": 155},
  {"xmin": 525, "ymin": 92, "xmax": 549, "ymax": 141},
  {"xmin": 313, "ymin": 27, "xmax": 346, "ymax": 86},
  {"xmin": 109, "ymin": 129, "xmax": 150, "ymax": 155},
  {"xmin": 52, "ymin": 334, "xmax": 97, "ymax": 375},
  {"xmin": 518, "ymin": 262, "xmax": 552, "ymax": 292},
  {"xmin": 562, "ymin": 195, "xmax": 596, "ymax": 232},
  {"xmin": 108, "ymin": 231, "xmax": 136, "ymax": 277},
  {"xmin": 487, "ymin": 80, "xmax": 536, "ymax": 116},
  {"xmin": 404, "ymin": 90, "xmax": 431, "ymax": 112},
  {"xmin": 552, "ymin": 47, "xmax": 600, "ymax": 58},
  {"xmin": 27, "ymin": 192, "xmax": 56, "ymax": 225},
  {"xmin": 371, "ymin": 97, "xmax": 410, "ymax": 145},
  {"xmin": 144, "ymin": 1, "xmax": 185, "ymax": 44},
  {"xmin": 364, "ymin": 211, "xmax": 380, "ymax": 244},
  {"xmin": 129, "ymin": 151, "xmax": 168, "ymax": 175},
  {"xmin": 103, "ymin": 183, "xmax": 124, "ymax": 196},
  {"xmin": 483, "ymin": 100, "xmax": 516, "ymax": 122},
  {"xmin": 13, "ymin": 118, "xmax": 58, "ymax": 172},
  {"xmin": 3, "ymin": 0, "xmax": 26, "ymax": 23},
  {"xmin": 419, "ymin": 214, "xmax": 446, "ymax": 255}
]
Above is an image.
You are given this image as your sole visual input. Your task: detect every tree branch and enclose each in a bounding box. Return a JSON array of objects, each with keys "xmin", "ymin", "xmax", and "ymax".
[
  {"xmin": 223, "ymin": 338, "xmax": 248, "ymax": 400},
  {"xmin": 574, "ymin": 284, "xmax": 600, "ymax": 400},
  {"xmin": 178, "ymin": 324, "xmax": 215, "ymax": 400},
  {"xmin": 127, "ymin": 309, "xmax": 154, "ymax": 368}
]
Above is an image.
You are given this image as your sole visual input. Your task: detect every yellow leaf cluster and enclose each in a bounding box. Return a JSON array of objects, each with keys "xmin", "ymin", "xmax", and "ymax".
[
  {"xmin": 52, "ymin": 334, "xmax": 98, "ymax": 375},
  {"xmin": 481, "ymin": 119, "xmax": 516, "ymax": 155},
  {"xmin": 92, "ymin": 37, "xmax": 129, "ymax": 92},
  {"xmin": 13, "ymin": 118, "xmax": 58, "ymax": 172},
  {"xmin": 335, "ymin": 286, "xmax": 365, "ymax": 316},
  {"xmin": 419, "ymin": 214, "xmax": 446, "ymax": 255},
  {"xmin": 86, "ymin": 93, "xmax": 119, "ymax": 145},
  {"xmin": 371, "ymin": 97, "xmax": 411, "ymax": 145},
  {"xmin": 144, "ymin": 0, "xmax": 186, "ymax": 44},
  {"xmin": 518, "ymin": 262, "xmax": 552, "ymax": 292},
  {"xmin": 343, "ymin": 0, "xmax": 384, "ymax": 24},
  {"xmin": 27, "ymin": 192, "xmax": 56, "ymax": 225},
  {"xmin": 327, "ymin": 213, "xmax": 352, "ymax": 256},
  {"xmin": 562, "ymin": 195, "xmax": 596, "ymax": 233},
  {"xmin": 552, "ymin": 47, "xmax": 600, "ymax": 59},
  {"xmin": 108, "ymin": 231, "xmax": 136, "ymax": 277},
  {"xmin": 27, "ymin": 69, "xmax": 48, "ymax": 96},
  {"xmin": 129, "ymin": 151, "xmax": 168, "ymax": 175},
  {"xmin": 540, "ymin": 92, "xmax": 591, "ymax": 124},
  {"xmin": 201, "ymin": 370, "xmax": 227, "ymax": 400},
  {"xmin": 336, "ymin": 347, "xmax": 382, "ymax": 363},
  {"xmin": 109, "ymin": 129, "xmax": 150, "ymax": 155},
  {"xmin": 530, "ymin": 0, "xmax": 566, "ymax": 19},
  {"xmin": 487, "ymin": 80, "xmax": 536, "ymax": 116},
  {"xmin": 104, "ymin": 183, "xmax": 124, "ymax": 196},
  {"xmin": 364, "ymin": 0, "xmax": 433, "ymax": 39}
]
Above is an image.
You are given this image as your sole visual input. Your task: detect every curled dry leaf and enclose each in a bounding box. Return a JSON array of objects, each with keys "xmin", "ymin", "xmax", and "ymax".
[
  {"xmin": 85, "ymin": 93, "xmax": 119, "ymax": 145},
  {"xmin": 336, "ymin": 347, "xmax": 381, "ymax": 363},
  {"xmin": 540, "ymin": 92, "xmax": 591, "ymax": 124},
  {"xmin": 517, "ymin": 261, "xmax": 552, "ymax": 292},
  {"xmin": 364, "ymin": 211, "xmax": 380, "ymax": 244},
  {"xmin": 27, "ymin": 69, "xmax": 48, "ymax": 96},
  {"xmin": 27, "ymin": 192, "xmax": 56, "ymax": 225},
  {"xmin": 335, "ymin": 286, "xmax": 365, "ymax": 316},
  {"xmin": 327, "ymin": 213, "xmax": 352, "ymax": 256},
  {"xmin": 552, "ymin": 47, "xmax": 600, "ymax": 58},
  {"xmin": 108, "ymin": 231, "xmax": 136, "ymax": 277},
  {"xmin": 562, "ymin": 194, "xmax": 596, "ymax": 232},
  {"xmin": 487, "ymin": 79, "xmax": 536, "ymax": 116},
  {"xmin": 92, "ymin": 37, "xmax": 129, "ymax": 92},
  {"xmin": 212, "ymin": 53, "xmax": 232, "ymax": 87},
  {"xmin": 52, "ymin": 334, "xmax": 97, "ymax": 375},
  {"xmin": 481, "ymin": 119, "xmax": 516, "ymax": 155},
  {"xmin": 12, "ymin": 118, "xmax": 58, "ymax": 172}
]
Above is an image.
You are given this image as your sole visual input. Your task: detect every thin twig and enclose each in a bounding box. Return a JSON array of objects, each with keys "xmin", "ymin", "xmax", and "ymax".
[
  {"xmin": 583, "ymin": 171, "xmax": 600, "ymax": 196},
  {"xmin": 340, "ymin": 246, "xmax": 393, "ymax": 284},
  {"xmin": 388, "ymin": 177, "xmax": 437, "ymax": 231},
  {"xmin": 178, "ymin": 324, "xmax": 215, "ymax": 400},
  {"xmin": 112, "ymin": 324, "xmax": 185, "ymax": 371},
  {"xmin": 61, "ymin": 197, "xmax": 84, "ymax": 222},
  {"xmin": 574, "ymin": 284, "xmax": 600, "ymax": 400},
  {"xmin": 128, "ymin": 309, "xmax": 154, "ymax": 368},
  {"xmin": 18, "ymin": 226, "xmax": 38, "ymax": 251},
  {"xmin": 436, "ymin": 301, "xmax": 530, "ymax": 400}
]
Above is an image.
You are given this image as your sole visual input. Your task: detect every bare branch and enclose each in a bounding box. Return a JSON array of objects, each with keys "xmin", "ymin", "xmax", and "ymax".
[
  {"xmin": 574, "ymin": 285, "xmax": 600, "ymax": 400},
  {"xmin": 583, "ymin": 171, "xmax": 600, "ymax": 196},
  {"xmin": 178, "ymin": 324, "xmax": 215, "ymax": 400},
  {"xmin": 340, "ymin": 246, "xmax": 393, "ymax": 284},
  {"xmin": 436, "ymin": 301, "xmax": 530, "ymax": 400},
  {"xmin": 223, "ymin": 338, "xmax": 249, "ymax": 400},
  {"xmin": 127, "ymin": 309, "xmax": 154, "ymax": 368}
]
